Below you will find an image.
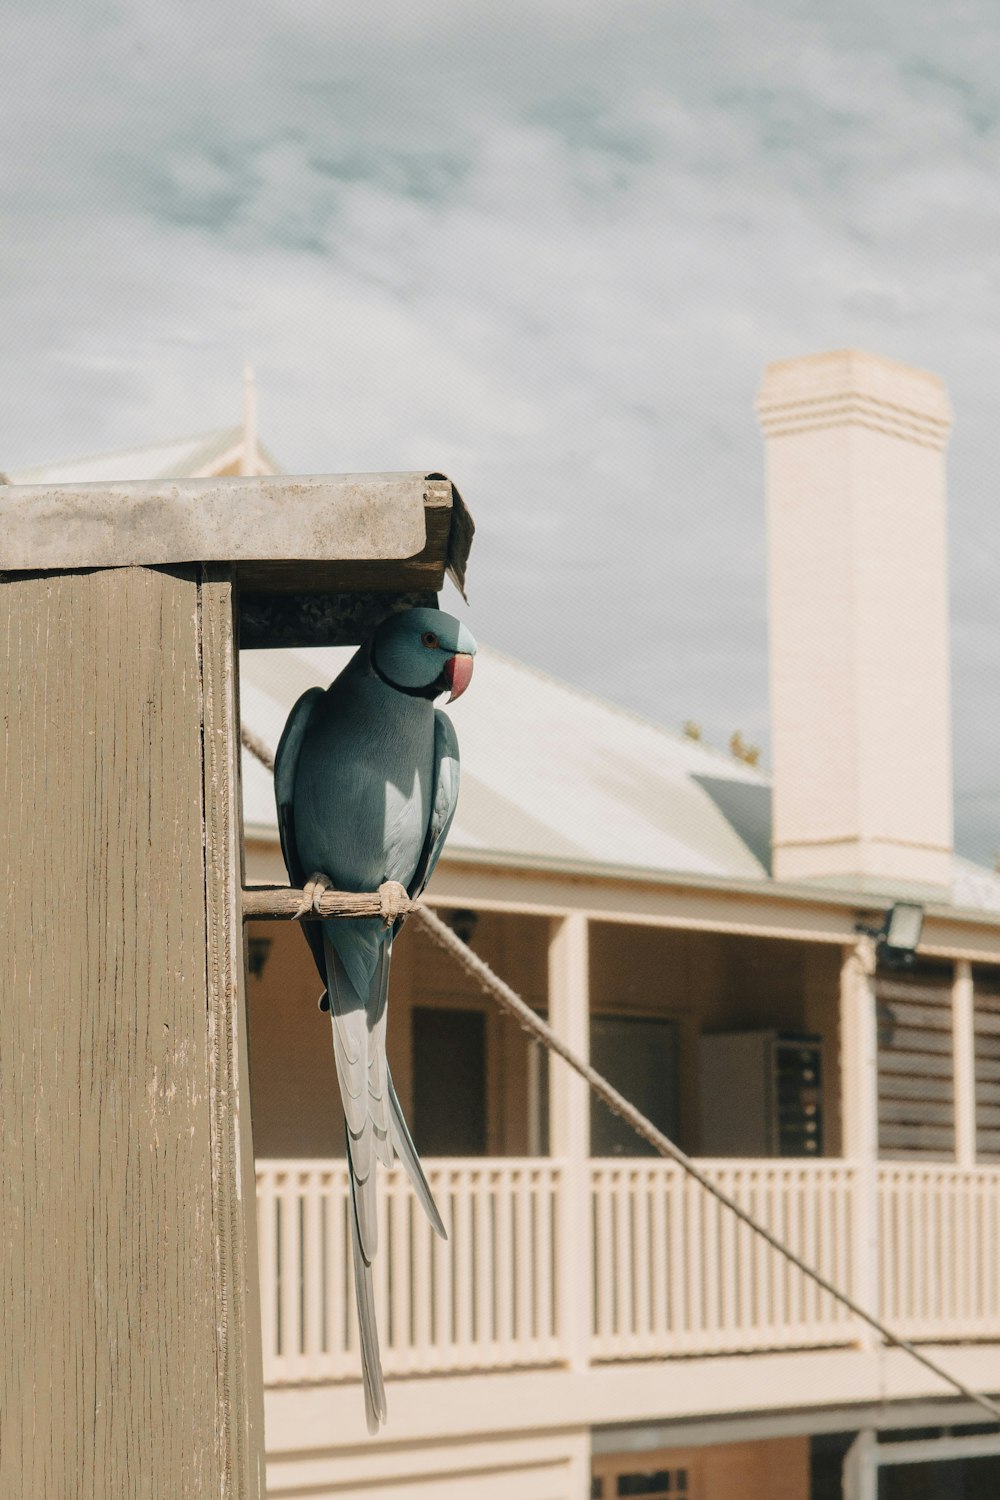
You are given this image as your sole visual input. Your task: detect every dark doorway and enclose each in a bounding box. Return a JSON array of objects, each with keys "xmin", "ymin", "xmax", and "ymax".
[
  {"xmin": 811, "ymin": 1431, "xmax": 1000, "ymax": 1499},
  {"xmin": 879, "ymin": 1453, "xmax": 1000, "ymax": 1498},
  {"xmin": 811, "ymin": 1433, "xmax": 856, "ymax": 1499},
  {"xmin": 590, "ymin": 1015, "xmax": 680, "ymax": 1156},
  {"xmin": 412, "ymin": 1006, "xmax": 487, "ymax": 1155}
]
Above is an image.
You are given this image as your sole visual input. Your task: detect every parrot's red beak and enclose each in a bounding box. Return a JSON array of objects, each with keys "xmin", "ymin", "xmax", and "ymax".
[{"xmin": 443, "ymin": 652, "xmax": 474, "ymax": 702}]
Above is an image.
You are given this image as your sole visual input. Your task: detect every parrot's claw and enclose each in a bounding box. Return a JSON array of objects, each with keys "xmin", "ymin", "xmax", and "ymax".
[
  {"xmin": 294, "ymin": 871, "xmax": 333, "ymax": 918},
  {"xmin": 378, "ymin": 881, "xmax": 409, "ymax": 927}
]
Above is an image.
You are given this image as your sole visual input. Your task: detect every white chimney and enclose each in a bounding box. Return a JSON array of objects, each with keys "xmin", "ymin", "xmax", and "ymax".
[{"xmin": 757, "ymin": 349, "xmax": 954, "ymax": 894}]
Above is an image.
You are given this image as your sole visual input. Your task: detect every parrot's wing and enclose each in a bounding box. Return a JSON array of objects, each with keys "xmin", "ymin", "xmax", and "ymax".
[
  {"xmin": 274, "ymin": 687, "xmax": 327, "ymax": 988},
  {"xmin": 382, "ymin": 709, "xmax": 457, "ymax": 1241},
  {"xmin": 273, "ymin": 686, "xmax": 324, "ymax": 890},
  {"xmin": 407, "ymin": 709, "xmax": 460, "ymax": 902}
]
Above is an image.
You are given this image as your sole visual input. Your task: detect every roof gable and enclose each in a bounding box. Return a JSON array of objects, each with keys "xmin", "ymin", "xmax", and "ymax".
[{"xmin": 9, "ymin": 426, "xmax": 281, "ymax": 484}]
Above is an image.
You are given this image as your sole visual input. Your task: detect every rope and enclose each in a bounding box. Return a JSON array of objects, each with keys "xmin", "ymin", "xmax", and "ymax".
[
  {"xmin": 241, "ymin": 723, "xmax": 277, "ymax": 776},
  {"xmin": 243, "ymin": 886, "xmax": 418, "ymax": 920},
  {"xmin": 413, "ymin": 906, "xmax": 1000, "ymax": 1421},
  {"xmin": 240, "ymin": 723, "xmax": 1000, "ymax": 1422}
]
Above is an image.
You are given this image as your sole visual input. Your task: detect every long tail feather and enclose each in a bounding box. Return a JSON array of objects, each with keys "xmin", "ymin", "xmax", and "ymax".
[
  {"xmin": 387, "ymin": 1071, "xmax": 447, "ymax": 1240},
  {"xmin": 347, "ymin": 1136, "xmax": 387, "ymax": 1433},
  {"xmin": 323, "ymin": 925, "xmax": 394, "ymax": 1429}
]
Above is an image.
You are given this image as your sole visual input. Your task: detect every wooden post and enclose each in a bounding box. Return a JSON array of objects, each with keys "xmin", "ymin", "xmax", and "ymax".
[
  {"xmin": 952, "ymin": 959, "xmax": 976, "ymax": 1167},
  {"xmin": 548, "ymin": 912, "xmax": 591, "ymax": 1372},
  {"xmin": 0, "ymin": 565, "xmax": 264, "ymax": 1498},
  {"xmin": 0, "ymin": 467, "xmax": 472, "ymax": 1483},
  {"xmin": 840, "ymin": 939, "xmax": 879, "ymax": 1350}
]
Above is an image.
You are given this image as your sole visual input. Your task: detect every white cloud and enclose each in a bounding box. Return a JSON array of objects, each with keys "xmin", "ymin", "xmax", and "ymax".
[{"xmin": 3, "ymin": 0, "xmax": 1000, "ymax": 859}]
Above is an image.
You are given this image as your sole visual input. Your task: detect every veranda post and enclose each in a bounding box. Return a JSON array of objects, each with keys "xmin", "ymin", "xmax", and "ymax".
[{"xmin": 0, "ymin": 472, "xmax": 472, "ymax": 1498}]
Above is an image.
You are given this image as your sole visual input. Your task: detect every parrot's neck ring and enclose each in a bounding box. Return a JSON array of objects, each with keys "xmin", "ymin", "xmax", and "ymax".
[{"xmin": 369, "ymin": 649, "xmax": 448, "ymax": 701}]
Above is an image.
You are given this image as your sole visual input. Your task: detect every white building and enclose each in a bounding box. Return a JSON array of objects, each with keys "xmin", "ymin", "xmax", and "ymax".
[{"xmin": 14, "ymin": 350, "xmax": 1000, "ymax": 1499}]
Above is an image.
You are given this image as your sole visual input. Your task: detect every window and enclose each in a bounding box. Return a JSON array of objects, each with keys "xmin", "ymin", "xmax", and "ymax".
[
  {"xmin": 616, "ymin": 1468, "xmax": 689, "ymax": 1495},
  {"xmin": 592, "ymin": 1466, "xmax": 692, "ymax": 1498}
]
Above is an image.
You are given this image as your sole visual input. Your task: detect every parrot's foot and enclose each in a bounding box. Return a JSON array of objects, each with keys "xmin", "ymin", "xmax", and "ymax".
[
  {"xmin": 378, "ymin": 880, "xmax": 409, "ymax": 927},
  {"xmin": 294, "ymin": 871, "xmax": 333, "ymax": 918}
]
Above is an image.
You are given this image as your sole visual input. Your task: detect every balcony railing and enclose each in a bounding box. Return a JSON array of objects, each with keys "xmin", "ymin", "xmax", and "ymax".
[
  {"xmin": 256, "ymin": 1159, "xmax": 562, "ymax": 1385},
  {"xmin": 878, "ymin": 1162, "xmax": 1000, "ymax": 1341},
  {"xmin": 590, "ymin": 1159, "xmax": 859, "ymax": 1358},
  {"xmin": 256, "ymin": 1157, "xmax": 1000, "ymax": 1387}
]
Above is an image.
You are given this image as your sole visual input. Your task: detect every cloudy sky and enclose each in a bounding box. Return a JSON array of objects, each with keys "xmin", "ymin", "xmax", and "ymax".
[{"xmin": 4, "ymin": 0, "xmax": 1000, "ymax": 862}]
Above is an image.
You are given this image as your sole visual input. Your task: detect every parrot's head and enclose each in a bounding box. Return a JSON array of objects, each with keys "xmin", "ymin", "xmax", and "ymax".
[{"xmin": 370, "ymin": 607, "xmax": 477, "ymax": 703}]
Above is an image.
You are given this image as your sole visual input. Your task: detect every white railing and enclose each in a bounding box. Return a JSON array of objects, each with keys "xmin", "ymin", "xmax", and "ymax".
[
  {"xmin": 591, "ymin": 1159, "xmax": 859, "ymax": 1358},
  {"xmin": 256, "ymin": 1159, "xmax": 564, "ymax": 1385},
  {"xmin": 256, "ymin": 1158, "xmax": 1000, "ymax": 1386},
  {"xmin": 878, "ymin": 1163, "xmax": 1000, "ymax": 1341}
]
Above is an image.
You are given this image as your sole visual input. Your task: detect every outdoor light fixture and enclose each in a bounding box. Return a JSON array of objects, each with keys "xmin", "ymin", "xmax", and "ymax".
[
  {"xmin": 444, "ymin": 908, "xmax": 479, "ymax": 946},
  {"xmin": 855, "ymin": 900, "xmax": 925, "ymax": 971}
]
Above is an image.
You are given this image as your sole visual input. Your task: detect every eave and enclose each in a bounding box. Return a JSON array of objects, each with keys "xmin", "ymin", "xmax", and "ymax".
[
  {"xmin": 0, "ymin": 470, "xmax": 474, "ymax": 647},
  {"xmin": 242, "ymin": 834, "xmax": 1000, "ymax": 962}
]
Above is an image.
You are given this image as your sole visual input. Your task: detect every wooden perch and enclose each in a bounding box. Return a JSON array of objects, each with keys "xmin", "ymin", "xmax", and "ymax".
[{"xmin": 242, "ymin": 884, "xmax": 418, "ymax": 921}]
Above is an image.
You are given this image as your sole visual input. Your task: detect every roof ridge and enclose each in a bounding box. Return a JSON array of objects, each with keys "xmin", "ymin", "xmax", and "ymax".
[
  {"xmin": 478, "ymin": 641, "xmax": 770, "ymax": 781},
  {"xmin": 11, "ymin": 426, "xmax": 243, "ymax": 480}
]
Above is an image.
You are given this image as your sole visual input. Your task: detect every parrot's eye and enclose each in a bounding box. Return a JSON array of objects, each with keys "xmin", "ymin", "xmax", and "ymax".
[{"xmin": 421, "ymin": 631, "xmax": 440, "ymax": 649}]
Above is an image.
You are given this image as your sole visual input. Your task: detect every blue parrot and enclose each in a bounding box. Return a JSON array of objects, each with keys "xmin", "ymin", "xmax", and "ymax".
[{"xmin": 273, "ymin": 606, "xmax": 476, "ymax": 1433}]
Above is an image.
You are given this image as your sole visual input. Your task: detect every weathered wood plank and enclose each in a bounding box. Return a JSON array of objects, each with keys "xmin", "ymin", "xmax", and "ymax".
[
  {"xmin": 877, "ymin": 977, "xmax": 952, "ymax": 1005},
  {"xmin": 0, "ymin": 474, "xmax": 474, "ymax": 617},
  {"xmin": 881, "ymin": 1025, "xmax": 953, "ymax": 1056},
  {"xmin": 0, "ymin": 473, "xmax": 430, "ymax": 570},
  {"xmin": 878, "ymin": 1049, "xmax": 953, "ymax": 1078},
  {"xmin": 878, "ymin": 1073, "xmax": 954, "ymax": 1103},
  {"xmin": 880, "ymin": 1123, "xmax": 956, "ymax": 1151},
  {"xmin": 878, "ymin": 1098, "xmax": 955, "ymax": 1126},
  {"xmin": 0, "ymin": 565, "xmax": 263, "ymax": 1498},
  {"xmin": 878, "ymin": 965, "xmax": 956, "ymax": 1157},
  {"xmin": 200, "ymin": 566, "xmax": 266, "ymax": 1498},
  {"xmin": 885, "ymin": 999, "xmax": 954, "ymax": 1029}
]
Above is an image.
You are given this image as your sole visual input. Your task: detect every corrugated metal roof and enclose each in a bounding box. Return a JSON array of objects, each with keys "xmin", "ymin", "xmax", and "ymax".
[
  {"xmin": 240, "ymin": 643, "xmax": 772, "ymax": 882},
  {"xmin": 9, "ymin": 427, "xmax": 281, "ymax": 483},
  {"xmin": 952, "ymin": 858, "xmax": 1000, "ymax": 915},
  {"xmin": 240, "ymin": 643, "xmax": 1000, "ymax": 914}
]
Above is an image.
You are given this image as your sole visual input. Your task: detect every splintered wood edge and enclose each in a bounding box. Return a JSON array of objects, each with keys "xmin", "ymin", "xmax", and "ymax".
[{"xmin": 242, "ymin": 885, "xmax": 418, "ymax": 920}]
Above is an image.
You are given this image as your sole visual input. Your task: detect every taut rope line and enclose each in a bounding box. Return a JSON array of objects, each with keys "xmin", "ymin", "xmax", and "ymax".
[{"xmin": 241, "ymin": 722, "xmax": 1000, "ymax": 1423}]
